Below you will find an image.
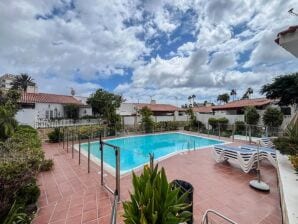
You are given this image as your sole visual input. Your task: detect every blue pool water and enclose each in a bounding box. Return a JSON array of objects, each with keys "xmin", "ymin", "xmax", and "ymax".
[{"xmin": 80, "ymin": 132, "xmax": 223, "ymax": 173}]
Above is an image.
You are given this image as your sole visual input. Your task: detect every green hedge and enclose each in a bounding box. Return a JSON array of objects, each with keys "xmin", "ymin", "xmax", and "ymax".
[{"xmin": 0, "ymin": 126, "xmax": 52, "ymax": 222}]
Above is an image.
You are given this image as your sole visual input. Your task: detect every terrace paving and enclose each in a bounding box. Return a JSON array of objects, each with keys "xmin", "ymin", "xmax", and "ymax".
[{"xmin": 33, "ymin": 135, "xmax": 282, "ymax": 224}]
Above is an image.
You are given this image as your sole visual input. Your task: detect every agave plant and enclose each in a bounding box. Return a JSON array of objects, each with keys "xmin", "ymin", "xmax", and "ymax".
[{"xmin": 123, "ymin": 165, "xmax": 192, "ymax": 224}]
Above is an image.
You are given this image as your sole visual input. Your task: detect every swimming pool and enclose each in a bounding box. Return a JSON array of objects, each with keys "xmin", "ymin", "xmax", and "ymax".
[{"xmin": 80, "ymin": 132, "xmax": 224, "ymax": 174}]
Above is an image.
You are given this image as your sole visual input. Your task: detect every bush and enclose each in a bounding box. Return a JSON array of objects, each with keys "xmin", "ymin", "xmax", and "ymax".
[
  {"xmin": 289, "ymin": 155, "xmax": 298, "ymax": 173},
  {"xmin": 48, "ymin": 128, "xmax": 63, "ymax": 143},
  {"xmin": 208, "ymin": 118, "xmax": 218, "ymax": 129},
  {"xmin": 0, "ymin": 124, "xmax": 45, "ymax": 221},
  {"xmin": 245, "ymin": 106, "xmax": 259, "ymax": 125},
  {"xmin": 263, "ymin": 107, "xmax": 283, "ymax": 127},
  {"xmin": 2, "ymin": 201, "xmax": 30, "ymax": 224},
  {"xmin": 16, "ymin": 180, "xmax": 40, "ymax": 205},
  {"xmin": 123, "ymin": 166, "xmax": 191, "ymax": 223},
  {"xmin": 274, "ymin": 124, "xmax": 298, "ymax": 155},
  {"xmin": 235, "ymin": 121, "xmax": 245, "ymax": 134},
  {"xmin": 40, "ymin": 159, "xmax": 54, "ymax": 172}
]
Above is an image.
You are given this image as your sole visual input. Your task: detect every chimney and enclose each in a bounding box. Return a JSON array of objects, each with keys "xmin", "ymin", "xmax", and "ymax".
[{"xmin": 150, "ymin": 100, "xmax": 156, "ymax": 104}]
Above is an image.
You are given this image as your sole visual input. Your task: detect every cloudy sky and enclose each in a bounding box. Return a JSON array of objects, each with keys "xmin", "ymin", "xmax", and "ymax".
[{"xmin": 0, "ymin": 0, "xmax": 297, "ymax": 105}]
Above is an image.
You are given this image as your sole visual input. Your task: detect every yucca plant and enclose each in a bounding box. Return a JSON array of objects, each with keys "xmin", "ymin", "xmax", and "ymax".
[{"xmin": 123, "ymin": 165, "xmax": 192, "ymax": 224}]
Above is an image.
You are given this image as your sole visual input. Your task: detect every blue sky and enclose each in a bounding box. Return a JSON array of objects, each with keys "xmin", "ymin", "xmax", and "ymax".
[{"xmin": 0, "ymin": 0, "xmax": 297, "ymax": 105}]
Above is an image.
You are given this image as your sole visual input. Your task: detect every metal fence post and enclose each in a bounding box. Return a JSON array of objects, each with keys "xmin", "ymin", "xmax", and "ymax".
[
  {"xmin": 66, "ymin": 128, "xmax": 69, "ymax": 153},
  {"xmin": 100, "ymin": 134, "xmax": 104, "ymax": 186},
  {"xmin": 249, "ymin": 125, "xmax": 252, "ymax": 144},
  {"xmin": 78, "ymin": 134, "xmax": 81, "ymax": 165},
  {"xmin": 115, "ymin": 147, "xmax": 120, "ymax": 202},
  {"xmin": 88, "ymin": 137, "xmax": 90, "ymax": 173},
  {"xmin": 72, "ymin": 130, "xmax": 74, "ymax": 159},
  {"xmin": 62, "ymin": 127, "xmax": 65, "ymax": 149},
  {"xmin": 207, "ymin": 123, "xmax": 210, "ymax": 137},
  {"xmin": 232, "ymin": 123, "xmax": 235, "ymax": 142},
  {"xmin": 149, "ymin": 153, "xmax": 154, "ymax": 169}
]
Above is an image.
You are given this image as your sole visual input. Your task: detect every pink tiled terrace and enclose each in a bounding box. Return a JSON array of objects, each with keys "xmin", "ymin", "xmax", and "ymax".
[{"xmin": 33, "ymin": 135, "xmax": 282, "ymax": 224}]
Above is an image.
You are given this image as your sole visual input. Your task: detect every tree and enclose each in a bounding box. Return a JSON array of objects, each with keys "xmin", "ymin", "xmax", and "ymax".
[
  {"xmin": 87, "ymin": 88, "xmax": 122, "ymax": 118},
  {"xmin": 63, "ymin": 104, "xmax": 80, "ymax": 120},
  {"xmin": 244, "ymin": 106, "xmax": 259, "ymax": 125},
  {"xmin": 11, "ymin": 73, "xmax": 34, "ymax": 92},
  {"xmin": 260, "ymin": 72, "xmax": 298, "ymax": 106},
  {"xmin": 140, "ymin": 106, "xmax": 154, "ymax": 133},
  {"xmin": 263, "ymin": 107, "xmax": 283, "ymax": 127},
  {"xmin": 242, "ymin": 87, "xmax": 253, "ymax": 99},
  {"xmin": 186, "ymin": 108, "xmax": 197, "ymax": 131},
  {"xmin": 217, "ymin": 93, "xmax": 230, "ymax": 104},
  {"xmin": 230, "ymin": 89, "xmax": 237, "ymax": 101},
  {"xmin": 0, "ymin": 105, "xmax": 18, "ymax": 140},
  {"xmin": 187, "ymin": 96, "xmax": 192, "ymax": 107},
  {"xmin": 247, "ymin": 87, "xmax": 253, "ymax": 98}
]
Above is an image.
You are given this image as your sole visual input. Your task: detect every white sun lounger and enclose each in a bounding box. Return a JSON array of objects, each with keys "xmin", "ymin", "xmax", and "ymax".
[
  {"xmin": 258, "ymin": 137, "xmax": 275, "ymax": 148},
  {"xmin": 213, "ymin": 145, "xmax": 258, "ymax": 173},
  {"xmin": 240, "ymin": 145, "xmax": 277, "ymax": 168}
]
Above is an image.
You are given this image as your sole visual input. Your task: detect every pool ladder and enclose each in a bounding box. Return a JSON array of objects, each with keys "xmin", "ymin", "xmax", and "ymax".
[
  {"xmin": 181, "ymin": 140, "xmax": 196, "ymax": 151},
  {"xmin": 201, "ymin": 209, "xmax": 238, "ymax": 224}
]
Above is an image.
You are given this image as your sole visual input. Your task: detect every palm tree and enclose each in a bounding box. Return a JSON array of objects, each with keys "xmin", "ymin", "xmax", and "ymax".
[
  {"xmin": 217, "ymin": 93, "xmax": 230, "ymax": 104},
  {"xmin": 247, "ymin": 87, "xmax": 253, "ymax": 99},
  {"xmin": 12, "ymin": 73, "xmax": 34, "ymax": 92},
  {"xmin": 0, "ymin": 106, "xmax": 17, "ymax": 140},
  {"xmin": 230, "ymin": 89, "xmax": 237, "ymax": 101},
  {"xmin": 191, "ymin": 94, "xmax": 196, "ymax": 105},
  {"xmin": 188, "ymin": 96, "xmax": 192, "ymax": 107}
]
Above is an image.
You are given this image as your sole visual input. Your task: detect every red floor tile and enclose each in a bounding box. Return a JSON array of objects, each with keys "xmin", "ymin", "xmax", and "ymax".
[{"xmin": 33, "ymin": 135, "xmax": 282, "ymax": 224}]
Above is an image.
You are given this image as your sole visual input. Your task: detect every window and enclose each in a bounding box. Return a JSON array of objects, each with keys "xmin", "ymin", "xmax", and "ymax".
[
  {"xmin": 45, "ymin": 110, "xmax": 49, "ymax": 119},
  {"xmin": 50, "ymin": 110, "xmax": 53, "ymax": 119}
]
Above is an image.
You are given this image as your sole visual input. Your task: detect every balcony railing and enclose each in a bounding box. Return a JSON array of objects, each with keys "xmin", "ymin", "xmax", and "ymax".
[{"xmin": 34, "ymin": 118, "xmax": 100, "ymax": 128}]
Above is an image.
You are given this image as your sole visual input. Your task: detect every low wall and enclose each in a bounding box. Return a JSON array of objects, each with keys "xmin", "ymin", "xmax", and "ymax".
[
  {"xmin": 196, "ymin": 113, "xmax": 245, "ymax": 126},
  {"xmin": 276, "ymin": 151, "xmax": 298, "ymax": 224}
]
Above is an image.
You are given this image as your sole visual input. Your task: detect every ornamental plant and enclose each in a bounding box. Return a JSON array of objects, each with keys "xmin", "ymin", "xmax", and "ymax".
[{"xmin": 123, "ymin": 165, "xmax": 192, "ymax": 224}]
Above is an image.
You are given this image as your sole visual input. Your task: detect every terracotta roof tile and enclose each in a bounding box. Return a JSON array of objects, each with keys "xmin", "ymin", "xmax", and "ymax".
[
  {"xmin": 212, "ymin": 98, "xmax": 272, "ymax": 110},
  {"xmin": 20, "ymin": 93, "xmax": 83, "ymax": 105},
  {"xmin": 193, "ymin": 106, "xmax": 213, "ymax": 113},
  {"xmin": 275, "ymin": 25, "xmax": 298, "ymax": 44},
  {"xmin": 134, "ymin": 103, "xmax": 183, "ymax": 112}
]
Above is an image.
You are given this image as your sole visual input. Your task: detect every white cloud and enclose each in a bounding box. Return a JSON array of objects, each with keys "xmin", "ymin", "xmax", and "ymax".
[{"xmin": 1, "ymin": 0, "xmax": 298, "ymax": 103}]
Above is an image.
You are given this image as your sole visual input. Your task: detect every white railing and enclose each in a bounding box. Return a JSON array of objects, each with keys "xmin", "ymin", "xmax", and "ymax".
[{"xmin": 34, "ymin": 118, "xmax": 100, "ymax": 128}]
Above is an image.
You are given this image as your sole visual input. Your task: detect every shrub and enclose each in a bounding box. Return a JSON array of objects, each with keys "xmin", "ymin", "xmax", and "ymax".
[
  {"xmin": 245, "ymin": 106, "xmax": 259, "ymax": 125},
  {"xmin": 40, "ymin": 159, "xmax": 54, "ymax": 172},
  {"xmin": 123, "ymin": 166, "xmax": 191, "ymax": 223},
  {"xmin": 217, "ymin": 117, "xmax": 229, "ymax": 130},
  {"xmin": 208, "ymin": 118, "xmax": 218, "ymax": 129},
  {"xmin": 235, "ymin": 121, "xmax": 245, "ymax": 134},
  {"xmin": 2, "ymin": 201, "xmax": 30, "ymax": 224},
  {"xmin": 0, "ymin": 124, "xmax": 45, "ymax": 221},
  {"xmin": 16, "ymin": 180, "xmax": 40, "ymax": 205},
  {"xmin": 48, "ymin": 128, "xmax": 63, "ymax": 143},
  {"xmin": 289, "ymin": 155, "xmax": 298, "ymax": 172},
  {"xmin": 140, "ymin": 107, "xmax": 154, "ymax": 133},
  {"xmin": 263, "ymin": 107, "xmax": 283, "ymax": 127}
]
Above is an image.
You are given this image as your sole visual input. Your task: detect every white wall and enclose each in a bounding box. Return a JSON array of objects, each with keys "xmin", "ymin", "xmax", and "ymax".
[
  {"xmin": 15, "ymin": 108, "xmax": 37, "ymax": 127},
  {"xmin": 79, "ymin": 107, "xmax": 92, "ymax": 117},
  {"xmin": 35, "ymin": 103, "xmax": 64, "ymax": 119},
  {"xmin": 117, "ymin": 103, "xmax": 136, "ymax": 115},
  {"xmin": 195, "ymin": 113, "xmax": 245, "ymax": 126}
]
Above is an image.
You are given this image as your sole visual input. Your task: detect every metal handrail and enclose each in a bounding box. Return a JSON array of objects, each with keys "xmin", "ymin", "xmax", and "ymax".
[
  {"xmin": 110, "ymin": 193, "xmax": 119, "ymax": 224},
  {"xmin": 201, "ymin": 209, "xmax": 238, "ymax": 224},
  {"xmin": 99, "ymin": 134, "xmax": 121, "ymax": 201}
]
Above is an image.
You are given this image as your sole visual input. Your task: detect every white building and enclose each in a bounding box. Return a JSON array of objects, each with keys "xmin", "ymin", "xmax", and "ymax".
[
  {"xmin": 16, "ymin": 92, "xmax": 93, "ymax": 127},
  {"xmin": 193, "ymin": 98, "xmax": 294, "ymax": 128},
  {"xmin": 0, "ymin": 74, "xmax": 38, "ymax": 93},
  {"xmin": 117, "ymin": 101, "xmax": 187, "ymax": 126}
]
